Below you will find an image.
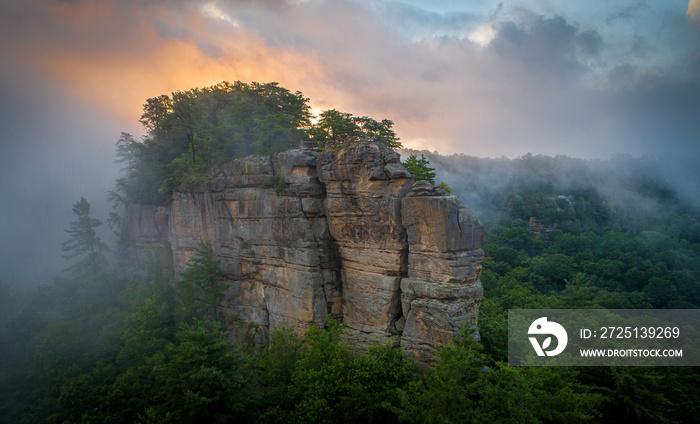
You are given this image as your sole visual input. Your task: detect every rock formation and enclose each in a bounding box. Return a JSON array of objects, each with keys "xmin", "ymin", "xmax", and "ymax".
[{"xmin": 121, "ymin": 139, "xmax": 485, "ymax": 365}]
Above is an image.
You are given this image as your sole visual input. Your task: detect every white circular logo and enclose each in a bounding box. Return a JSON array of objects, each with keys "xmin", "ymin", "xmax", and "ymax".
[{"xmin": 528, "ymin": 317, "xmax": 568, "ymax": 356}]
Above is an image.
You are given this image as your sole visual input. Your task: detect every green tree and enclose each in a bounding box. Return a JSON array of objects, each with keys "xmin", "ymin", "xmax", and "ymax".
[
  {"xmin": 309, "ymin": 109, "xmax": 402, "ymax": 149},
  {"xmin": 129, "ymin": 81, "xmax": 313, "ymax": 202},
  {"xmin": 177, "ymin": 240, "xmax": 227, "ymax": 322},
  {"xmin": 61, "ymin": 197, "xmax": 110, "ymax": 274},
  {"xmin": 308, "ymin": 109, "xmax": 360, "ymax": 143},
  {"xmin": 140, "ymin": 94, "xmax": 173, "ymax": 135},
  {"xmin": 402, "ymin": 154, "xmax": 436, "ymax": 184},
  {"xmin": 392, "ymin": 334, "xmax": 486, "ymax": 423},
  {"xmin": 269, "ymin": 318, "xmax": 414, "ymax": 424},
  {"xmin": 395, "ymin": 332, "xmax": 602, "ymax": 424},
  {"xmin": 476, "ymin": 365, "xmax": 602, "ymax": 423},
  {"xmin": 22, "ymin": 322, "xmax": 86, "ymax": 424},
  {"xmin": 117, "ymin": 295, "xmax": 175, "ymax": 368},
  {"xmin": 119, "ymin": 82, "xmax": 408, "ymax": 203},
  {"xmin": 108, "ymin": 132, "xmax": 141, "ymax": 235},
  {"xmin": 586, "ymin": 367, "xmax": 677, "ymax": 423},
  {"xmin": 354, "ymin": 116, "xmax": 402, "ymax": 148},
  {"xmin": 476, "ymin": 298, "xmax": 508, "ymax": 362},
  {"xmin": 145, "ymin": 319, "xmax": 256, "ymax": 424},
  {"xmin": 256, "ymin": 325, "xmax": 305, "ymax": 422}
]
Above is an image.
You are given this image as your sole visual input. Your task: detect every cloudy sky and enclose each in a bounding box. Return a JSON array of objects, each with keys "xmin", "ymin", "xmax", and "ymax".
[{"xmin": 1, "ymin": 0, "xmax": 699, "ymax": 287}]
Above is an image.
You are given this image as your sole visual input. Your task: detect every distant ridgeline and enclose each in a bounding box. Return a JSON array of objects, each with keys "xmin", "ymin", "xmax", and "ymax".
[
  {"xmin": 114, "ymin": 81, "xmax": 485, "ymax": 366},
  {"xmin": 399, "ymin": 149, "xmax": 700, "ymax": 314},
  {"xmin": 111, "ymin": 81, "xmax": 401, "ymax": 207},
  {"xmin": 401, "ymin": 149, "xmax": 700, "ymax": 237}
]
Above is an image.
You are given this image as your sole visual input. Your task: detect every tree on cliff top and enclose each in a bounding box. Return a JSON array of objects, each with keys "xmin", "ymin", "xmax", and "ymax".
[
  {"xmin": 118, "ymin": 81, "xmax": 313, "ymax": 205},
  {"xmin": 114, "ymin": 82, "xmax": 403, "ymax": 206},
  {"xmin": 139, "ymin": 81, "xmax": 313, "ymax": 162},
  {"xmin": 308, "ymin": 109, "xmax": 402, "ymax": 149},
  {"xmin": 402, "ymin": 154, "xmax": 436, "ymax": 184}
]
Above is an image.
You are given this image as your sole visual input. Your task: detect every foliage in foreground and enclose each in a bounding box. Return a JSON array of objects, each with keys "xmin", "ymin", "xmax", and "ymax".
[
  {"xmin": 0, "ymin": 240, "xmax": 610, "ymax": 424},
  {"xmin": 2, "ymin": 147, "xmax": 700, "ymax": 423}
]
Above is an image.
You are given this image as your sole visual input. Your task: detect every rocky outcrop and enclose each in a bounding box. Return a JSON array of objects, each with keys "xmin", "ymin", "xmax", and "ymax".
[
  {"xmin": 119, "ymin": 203, "xmax": 170, "ymax": 278},
  {"xmin": 400, "ymin": 183, "xmax": 485, "ymax": 364},
  {"xmin": 317, "ymin": 141, "xmax": 413, "ymax": 351},
  {"xmin": 122, "ymin": 139, "xmax": 485, "ymax": 365}
]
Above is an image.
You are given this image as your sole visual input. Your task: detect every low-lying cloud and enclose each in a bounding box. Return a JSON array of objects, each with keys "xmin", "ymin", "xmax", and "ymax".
[{"xmin": 1, "ymin": 0, "xmax": 699, "ymax": 288}]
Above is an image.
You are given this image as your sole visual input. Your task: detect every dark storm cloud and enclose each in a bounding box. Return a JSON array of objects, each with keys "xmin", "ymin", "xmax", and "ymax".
[
  {"xmin": 615, "ymin": 75, "xmax": 700, "ymax": 154},
  {"xmin": 575, "ymin": 30, "xmax": 602, "ymax": 57},
  {"xmin": 489, "ymin": 15, "xmax": 587, "ymax": 78}
]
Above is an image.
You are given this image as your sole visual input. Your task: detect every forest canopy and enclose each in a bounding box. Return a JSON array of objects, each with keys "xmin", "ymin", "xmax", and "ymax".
[
  {"xmin": 112, "ymin": 81, "xmax": 401, "ymax": 206},
  {"xmin": 1, "ymin": 83, "xmax": 699, "ymax": 424}
]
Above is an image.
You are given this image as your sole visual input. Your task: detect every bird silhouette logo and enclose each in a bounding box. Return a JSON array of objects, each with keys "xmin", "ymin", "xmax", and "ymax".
[{"xmin": 528, "ymin": 317, "xmax": 568, "ymax": 356}]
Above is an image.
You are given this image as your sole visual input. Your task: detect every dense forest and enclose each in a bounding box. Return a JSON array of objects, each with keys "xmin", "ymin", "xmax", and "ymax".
[
  {"xmin": 110, "ymin": 81, "xmax": 400, "ymax": 207},
  {"xmin": 1, "ymin": 82, "xmax": 698, "ymax": 423}
]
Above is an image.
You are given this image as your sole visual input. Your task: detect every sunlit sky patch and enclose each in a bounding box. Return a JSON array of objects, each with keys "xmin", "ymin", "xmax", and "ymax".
[
  {"xmin": 468, "ymin": 24, "xmax": 496, "ymax": 46},
  {"xmin": 199, "ymin": 2, "xmax": 240, "ymax": 27}
]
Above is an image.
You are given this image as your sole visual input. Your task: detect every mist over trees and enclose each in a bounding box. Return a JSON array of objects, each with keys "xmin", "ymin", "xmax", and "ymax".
[
  {"xmin": 61, "ymin": 198, "xmax": 110, "ymax": 275},
  {"xmin": 1, "ymin": 82, "xmax": 699, "ymax": 423},
  {"xmin": 404, "ymin": 149, "xmax": 700, "ymax": 233},
  {"xmin": 112, "ymin": 81, "xmax": 402, "ymax": 207}
]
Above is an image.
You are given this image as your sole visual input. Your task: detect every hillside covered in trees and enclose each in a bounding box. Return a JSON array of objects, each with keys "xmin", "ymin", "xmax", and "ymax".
[
  {"xmin": 111, "ymin": 81, "xmax": 400, "ymax": 207},
  {"xmin": 1, "ymin": 82, "xmax": 698, "ymax": 423}
]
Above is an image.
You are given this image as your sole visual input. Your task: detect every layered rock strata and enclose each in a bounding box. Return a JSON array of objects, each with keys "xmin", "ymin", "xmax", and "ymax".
[
  {"xmin": 400, "ymin": 181, "xmax": 485, "ymax": 363},
  {"xmin": 121, "ymin": 139, "xmax": 485, "ymax": 364},
  {"xmin": 317, "ymin": 142, "xmax": 413, "ymax": 350}
]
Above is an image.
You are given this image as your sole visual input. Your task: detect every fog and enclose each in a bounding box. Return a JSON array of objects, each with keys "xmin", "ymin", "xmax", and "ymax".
[
  {"xmin": 1, "ymin": 0, "xmax": 699, "ymax": 290},
  {"xmin": 0, "ymin": 65, "xmax": 121, "ymax": 290},
  {"xmin": 401, "ymin": 149, "xmax": 700, "ymax": 228}
]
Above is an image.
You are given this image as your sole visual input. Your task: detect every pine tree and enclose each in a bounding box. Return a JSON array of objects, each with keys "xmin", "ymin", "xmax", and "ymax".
[
  {"xmin": 402, "ymin": 154, "xmax": 436, "ymax": 184},
  {"xmin": 61, "ymin": 197, "xmax": 110, "ymax": 274},
  {"xmin": 144, "ymin": 319, "xmax": 255, "ymax": 423},
  {"xmin": 177, "ymin": 240, "xmax": 227, "ymax": 322}
]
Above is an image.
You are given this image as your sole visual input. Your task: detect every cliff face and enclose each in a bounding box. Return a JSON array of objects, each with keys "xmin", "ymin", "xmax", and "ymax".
[{"xmin": 122, "ymin": 139, "xmax": 484, "ymax": 364}]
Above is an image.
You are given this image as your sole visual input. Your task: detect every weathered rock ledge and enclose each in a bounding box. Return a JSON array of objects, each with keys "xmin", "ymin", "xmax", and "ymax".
[{"xmin": 121, "ymin": 139, "xmax": 485, "ymax": 365}]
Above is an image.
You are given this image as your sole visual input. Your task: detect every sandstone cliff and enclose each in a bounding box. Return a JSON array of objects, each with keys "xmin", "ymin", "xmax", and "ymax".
[{"xmin": 121, "ymin": 139, "xmax": 485, "ymax": 365}]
